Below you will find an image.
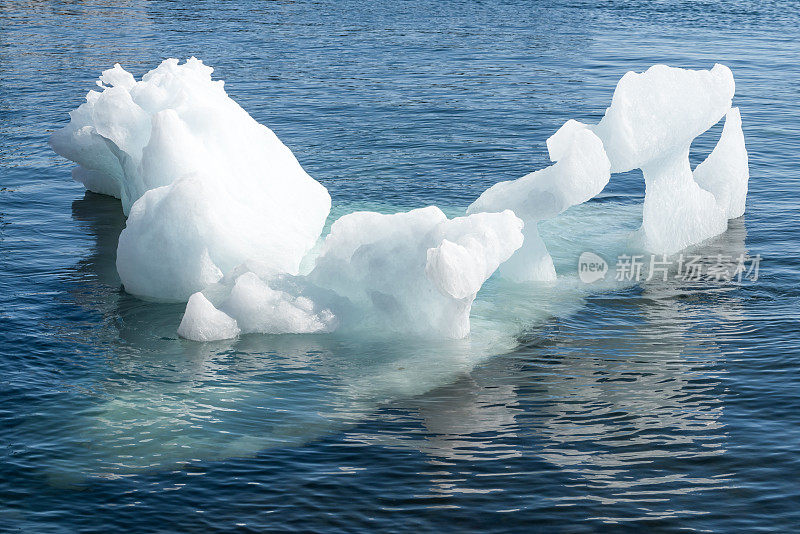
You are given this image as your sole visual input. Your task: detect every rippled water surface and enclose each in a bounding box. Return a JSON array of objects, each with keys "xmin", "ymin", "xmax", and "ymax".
[{"xmin": 1, "ymin": 0, "xmax": 799, "ymax": 531}]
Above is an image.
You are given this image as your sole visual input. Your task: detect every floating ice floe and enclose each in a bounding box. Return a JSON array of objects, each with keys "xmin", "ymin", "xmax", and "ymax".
[
  {"xmin": 51, "ymin": 59, "xmax": 749, "ymax": 342},
  {"xmin": 178, "ymin": 207, "xmax": 524, "ymax": 341},
  {"xmin": 50, "ymin": 58, "xmax": 331, "ymax": 301}
]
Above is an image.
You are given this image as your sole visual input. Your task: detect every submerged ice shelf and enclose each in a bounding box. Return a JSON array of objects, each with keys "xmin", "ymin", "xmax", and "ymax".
[{"xmin": 50, "ymin": 59, "xmax": 749, "ymax": 343}]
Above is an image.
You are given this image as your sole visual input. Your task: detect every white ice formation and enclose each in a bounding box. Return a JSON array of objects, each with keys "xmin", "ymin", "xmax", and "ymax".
[
  {"xmin": 177, "ymin": 207, "xmax": 524, "ymax": 341},
  {"xmin": 177, "ymin": 292, "xmax": 241, "ymax": 342},
  {"xmin": 467, "ymin": 64, "xmax": 749, "ymax": 272},
  {"xmin": 309, "ymin": 207, "xmax": 523, "ymax": 338},
  {"xmin": 590, "ymin": 63, "xmax": 742, "ymax": 254},
  {"xmin": 50, "ymin": 58, "xmax": 331, "ymax": 301},
  {"xmin": 51, "ymin": 59, "xmax": 749, "ymax": 342},
  {"xmin": 466, "ymin": 121, "xmax": 611, "ymax": 282},
  {"xmin": 177, "ymin": 266, "xmax": 340, "ymax": 341}
]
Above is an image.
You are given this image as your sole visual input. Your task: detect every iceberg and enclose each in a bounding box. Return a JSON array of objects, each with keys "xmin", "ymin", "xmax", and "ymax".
[
  {"xmin": 50, "ymin": 58, "xmax": 331, "ymax": 301},
  {"xmin": 590, "ymin": 64, "xmax": 739, "ymax": 254},
  {"xmin": 51, "ymin": 59, "xmax": 749, "ymax": 343},
  {"xmin": 178, "ymin": 207, "xmax": 524, "ymax": 341},
  {"xmin": 466, "ymin": 121, "xmax": 611, "ymax": 282}
]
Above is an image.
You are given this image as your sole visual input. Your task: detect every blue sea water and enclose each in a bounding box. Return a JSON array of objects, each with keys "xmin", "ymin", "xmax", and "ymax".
[{"xmin": 1, "ymin": 0, "xmax": 799, "ymax": 531}]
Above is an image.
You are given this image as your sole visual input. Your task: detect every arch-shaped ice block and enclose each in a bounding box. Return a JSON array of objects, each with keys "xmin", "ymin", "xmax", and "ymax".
[{"xmin": 590, "ymin": 64, "xmax": 738, "ymax": 254}]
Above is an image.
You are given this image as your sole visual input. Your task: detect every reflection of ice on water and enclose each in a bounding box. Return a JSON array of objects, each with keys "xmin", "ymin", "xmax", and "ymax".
[
  {"xmin": 56, "ymin": 193, "xmax": 748, "ymax": 483},
  {"xmin": 525, "ymin": 296, "xmax": 738, "ymax": 519}
]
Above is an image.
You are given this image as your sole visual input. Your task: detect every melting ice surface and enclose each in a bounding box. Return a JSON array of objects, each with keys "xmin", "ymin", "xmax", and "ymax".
[{"xmin": 48, "ymin": 59, "xmax": 749, "ymax": 476}]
